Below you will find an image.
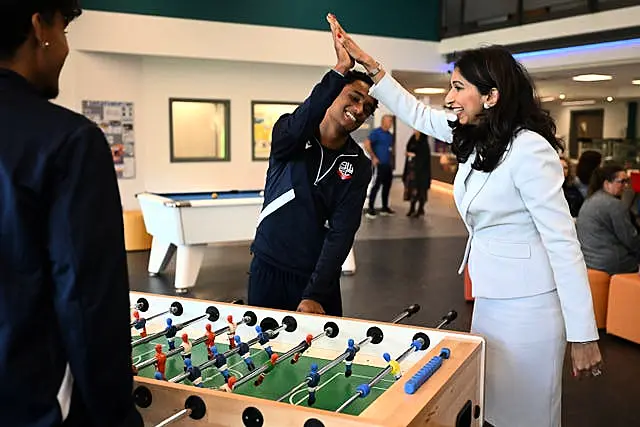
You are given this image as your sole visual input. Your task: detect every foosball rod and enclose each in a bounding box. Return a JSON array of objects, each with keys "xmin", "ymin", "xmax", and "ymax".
[
  {"xmin": 135, "ymin": 313, "xmax": 251, "ymax": 371},
  {"xmin": 168, "ymin": 316, "xmax": 294, "ymax": 384},
  {"xmin": 334, "ymin": 309, "xmax": 457, "ymax": 413},
  {"xmin": 132, "ymin": 306, "xmax": 218, "ymax": 348},
  {"xmin": 232, "ymin": 321, "xmax": 337, "ymax": 390},
  {"xmin": 335, "ymin": 335, "xmax": 428, "ymax": 413},
  {"xmin": 130, "ymin": 302, "xmax": 182, "ymax": 327},
  {"xmin": 152, "ymin": 395, "xmax": 206, "ymax": 427},
  {"xmin": 131, "ymin": 297, "xmax": 149, "ymax": 312},
  {"xmin": 276, "ymin": 304, "xmax": 421, "ymax": 403}
]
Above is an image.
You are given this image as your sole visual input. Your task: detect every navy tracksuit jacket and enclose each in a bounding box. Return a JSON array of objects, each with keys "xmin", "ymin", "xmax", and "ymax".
[
  {"xmin": 0, "ymin": 69, "xmax": 141, "ymax": 426},
  {"xmin": 249, "ymin": 70, "xmax": 372, "ymax": 315}
]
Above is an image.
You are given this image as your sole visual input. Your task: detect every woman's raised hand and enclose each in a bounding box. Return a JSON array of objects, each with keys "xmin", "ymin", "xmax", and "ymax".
[{"xmin": 326, "ymin": 13, "xmax": 379, "ymax": 75}]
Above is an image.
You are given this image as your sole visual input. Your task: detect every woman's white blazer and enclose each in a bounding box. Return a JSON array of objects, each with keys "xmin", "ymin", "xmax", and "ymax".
[{"xmin": 369, "ymin": 73, "xmax": 598, "ymax": 343}]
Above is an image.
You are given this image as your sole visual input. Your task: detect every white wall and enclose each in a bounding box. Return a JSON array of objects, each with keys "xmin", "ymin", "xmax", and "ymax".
[
  {"xmin": 57, "ymin": 52, "xmax": 342, "ymax": 209},
  {"xmin": 54, "ymin": 11, "xmax": 446, "ymax": 210},
  {"xmin": 56, "ymin": 52, "xmax": 146, "ymax": 209},
  {"xmin": 68, "ymin": 11, "xmax": 444, "ymax": 74}
]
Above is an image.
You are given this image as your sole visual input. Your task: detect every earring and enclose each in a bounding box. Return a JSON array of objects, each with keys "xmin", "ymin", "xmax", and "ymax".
[
  {"xmin": 483, "ymin": 102, "xmax": 490, "ymax": 109},
  {"xmin": 42, "ymin": 41, "xmax": 50, "ymax": 48}
]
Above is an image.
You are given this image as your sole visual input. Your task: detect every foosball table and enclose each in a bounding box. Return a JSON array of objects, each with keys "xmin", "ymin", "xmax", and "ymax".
[{"xmin": 129, "ymin": 292, "xmax": 485, "ymax": 427}]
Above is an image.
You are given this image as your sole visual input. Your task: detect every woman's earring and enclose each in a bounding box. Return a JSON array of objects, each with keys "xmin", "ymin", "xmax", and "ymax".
[
  {"xmin": 483, "ymin": 102, "xmax": 490, "ymax": 109},
  {"xmin": 42, "ymin": 41, "xmax": 50, "ymax": 48}
]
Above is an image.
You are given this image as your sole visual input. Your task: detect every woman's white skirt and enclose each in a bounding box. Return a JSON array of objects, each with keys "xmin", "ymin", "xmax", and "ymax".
[{"xmin": 472, "ymin": 290, "xmax": 566, "ymax": 427}]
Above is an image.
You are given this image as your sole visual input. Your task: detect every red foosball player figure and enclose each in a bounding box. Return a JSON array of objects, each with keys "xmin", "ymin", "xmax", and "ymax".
[
  {"xmin": 254, "ymin": 353, "xmax": 279, "ymax": 386},
  {"xmin": 132, "ymin": 310, "xmax": 147, "ymax": 337},
  {"xmin": 219, "ymin": 376, "xmax": 237, "ymax": 392},
  {"xmin": 204, "ymin": 324, "xmax": 216, "ymax": 360},
  {"xmin": 291, "ymin": 334, "xmax": 313, "ymax": 364},
  {"xmin": 181, "ymin": 333, "xmax": 192, "ymax": 360},
  {"xmin": 154, "ymin": 344, "xmax": 167, "ymax": 380},
  {"xmin": 226, "ymin": 315, "xmax": 237, "ymax": 349}
]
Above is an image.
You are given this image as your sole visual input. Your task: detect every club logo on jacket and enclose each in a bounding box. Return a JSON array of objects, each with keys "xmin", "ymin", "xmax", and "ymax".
[{"xmin": 337, "ymin": 161, "xmax": 354, "ymax": 180}]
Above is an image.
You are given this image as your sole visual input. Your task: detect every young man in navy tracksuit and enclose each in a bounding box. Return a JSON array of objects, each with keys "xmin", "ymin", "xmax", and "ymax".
[{"xmin": 248, "ymin": 31, "xmax": 378, "ymax": 316}]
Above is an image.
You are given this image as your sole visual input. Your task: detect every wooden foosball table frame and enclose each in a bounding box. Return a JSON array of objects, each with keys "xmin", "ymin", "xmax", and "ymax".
[{"xmin": 130, "ymin": 292, "xmax": 485, "ymax": 427}]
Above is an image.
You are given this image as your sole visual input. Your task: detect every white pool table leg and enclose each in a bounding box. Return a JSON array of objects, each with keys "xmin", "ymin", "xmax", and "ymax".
[
  {"xmin": 148, "ymin": 239, "xmax": 176, "ymax": 276},
  {"xmin": 174, "ymin": 244, "xmax": 206, "ymax": 293},
  {"xmin": 342, "ymin": 247, "xmax": 356, "ymax": 275}
]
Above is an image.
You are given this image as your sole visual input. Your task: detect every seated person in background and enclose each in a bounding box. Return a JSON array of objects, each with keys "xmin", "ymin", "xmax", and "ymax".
[
  {"xmin": 560, "ymin": 156, "xmax": 584, "ymax": 217},
  {"xmin": 576, "ymin": 164, "xmax": 640, "ymax": 275},
  {"xmin": 574, "ymin": 150, "xmax": 602, "ymax": 198}
]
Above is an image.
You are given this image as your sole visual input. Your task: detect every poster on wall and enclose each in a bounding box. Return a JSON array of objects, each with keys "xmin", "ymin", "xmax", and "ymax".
[
  {"xmin": 252, "ymin": 101, "xmax": 299, "ymax": 160},
  {"xmin": 82, "ymin": 100, "xmax": 135, "ymax": 179}
]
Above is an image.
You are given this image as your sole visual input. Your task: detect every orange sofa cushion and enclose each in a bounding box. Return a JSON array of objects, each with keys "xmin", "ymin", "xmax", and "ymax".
[
  {"xmin": 587, "ymin": 269, "xmax": 611, "ymax": 329},
  {"xmin": 607, "ymin": 273, "xmax": 640, "ymax": 344},
  {"xmin": 123, "ymin": 210, "xmax": 152, "ymax": 252}
]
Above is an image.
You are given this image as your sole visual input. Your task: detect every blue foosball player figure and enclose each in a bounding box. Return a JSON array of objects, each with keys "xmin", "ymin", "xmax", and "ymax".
[
  {"xmin": 165, "ymin": 318, "xmax": 177, "ymax": 350},
  {"xmin": 255, "ymin": 325, "xmax": 273, "ymax": 357},
  {"xmin": 306, "ymin": 363, "xmax": 321, "ymax": 406},
  {"xmin": 344, "ymin": 338, "xmax": 356, "ymax": 377},
  {"xmin": 383, "ymin": 352, "xmax": 402, "ymax": 380},
  {"xmin": 184, "ymin": 358, "xmax": 204, "ymax": 387},
  {"xmin": 211, "ymin": 345, "xmax": 230, "ymax": 383},
  {"xmin": 234, "ymin": 335, "xmax": 256, "ymax": 371}
]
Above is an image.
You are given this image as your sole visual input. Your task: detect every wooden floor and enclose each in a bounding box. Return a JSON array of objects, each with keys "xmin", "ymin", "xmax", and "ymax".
[{"xmin": 127, "ymin": 179, "xmax": 640, "ymax": 427}]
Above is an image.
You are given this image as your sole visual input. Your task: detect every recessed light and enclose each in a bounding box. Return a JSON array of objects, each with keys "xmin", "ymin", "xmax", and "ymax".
[
  {"xmin": 606, "ymin": 96, "xmax": 614, "ymax": 102},
  {"xmin": 633, "ymin": 80, "xmax": 640, "ymax": 85},
  {"xmin": 559, "ymin": 94, "xmax": 566, "ymax": 100},
  {"xmin": 562, "ymin": 100, "xmax": 596, "ymax": 106},
  {"xmin": 414, "ymin": 87, "xmax": 446, "ymax": 94},
  {"xmin": 540, "ymin": 96, "xmax": 555, "ymax": 102},
  {"xmin": 572, "ymin": 74, "xmax": 613, "ymax": 82}
]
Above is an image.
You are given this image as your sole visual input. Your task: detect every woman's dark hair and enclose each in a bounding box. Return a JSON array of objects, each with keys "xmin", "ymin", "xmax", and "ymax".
[
  {"xmin": 576, "ymin": 150, "xmax": 603, "ymax": 185},
  {"xmin": 0, "ymin": 0, "xmax": 82, "ymax": 60},
  {"xmin": 587, "ymin": 163, "xmax": 624, "ymax": 197},
  {"xmin": 449, "ymin": 45, "xmax": 563, "ymax": 172}
]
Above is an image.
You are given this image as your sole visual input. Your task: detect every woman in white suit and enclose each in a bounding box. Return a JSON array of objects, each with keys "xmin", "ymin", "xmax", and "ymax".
[{"xmin": 327, "ymin": 14, "xmax": 603, "ymax": 427}]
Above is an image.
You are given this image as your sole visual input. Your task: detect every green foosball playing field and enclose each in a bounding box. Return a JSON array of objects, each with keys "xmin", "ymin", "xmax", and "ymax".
[{"xmin": 132, "ymin": 336, "xmax": 395, "ymax": 416}]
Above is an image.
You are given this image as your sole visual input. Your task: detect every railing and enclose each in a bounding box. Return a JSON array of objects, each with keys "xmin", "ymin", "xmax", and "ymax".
[{"xmin": 441, "ymin": 0, "xmax": 640, "ymax": 38}]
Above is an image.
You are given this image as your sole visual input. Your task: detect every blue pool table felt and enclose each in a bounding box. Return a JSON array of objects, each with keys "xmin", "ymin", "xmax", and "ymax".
[{"xmin": 160, "ymin": 190, "xmax": 263, "ymax": 201}]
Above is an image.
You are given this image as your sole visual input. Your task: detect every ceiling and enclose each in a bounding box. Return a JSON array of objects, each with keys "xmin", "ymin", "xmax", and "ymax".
[{"xmin": 392, "ymin": 61, "xmax": 640, "ymax": 107}]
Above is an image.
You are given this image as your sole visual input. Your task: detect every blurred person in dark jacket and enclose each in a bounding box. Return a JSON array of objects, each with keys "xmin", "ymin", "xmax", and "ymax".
[
  {"xmin": 402, "ymin": 130, "xmax": 432, "ymax": 217},
  {"xmin": 0, "ymin": 1, "xmax": 142, "ymax": 426}
]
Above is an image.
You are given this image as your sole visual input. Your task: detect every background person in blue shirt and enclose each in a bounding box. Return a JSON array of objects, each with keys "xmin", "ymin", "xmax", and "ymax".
[
  {"xmin": 364, "ymin": 115, "xmax": 395, "ymax": 218},
  {"xmin": 248, "ymin": 27, "xmax": 377, "ymax": 316}
]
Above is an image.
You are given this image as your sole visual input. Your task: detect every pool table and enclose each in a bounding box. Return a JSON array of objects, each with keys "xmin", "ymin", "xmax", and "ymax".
[{"xmin": 136, "ymin": 190, "xmax": 356, "ymax": 292}]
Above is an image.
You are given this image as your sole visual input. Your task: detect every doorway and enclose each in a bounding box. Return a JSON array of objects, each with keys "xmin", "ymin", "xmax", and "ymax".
[{"xmin": 569, "ymin": 109, "xmax": 604, "ymax": 158}]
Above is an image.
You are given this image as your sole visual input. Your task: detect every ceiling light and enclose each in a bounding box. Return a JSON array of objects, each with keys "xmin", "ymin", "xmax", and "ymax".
[
  {"xmin": 562, "ymin": 100, "xmax": 596, "ymax": 106},
  {"xmin": 414, "ymin": 87, "xmax": 446, "ymax": 94},
  {"xmin": 633, "ymin": 80, "xmax": 640, "ymax": 85},
  {"xmin": 572, "ymin": 74, "xmax": 613, "ymax": 82},
  {"xmin": 540, "ymin": 96, "xmax": 555, "ymax": 102},
  {"xmin": 559, "ymin": 93, "xmax": 566, "ymax": 100},
  {"xmin": 606, "ymin": 96, "xmax": 614, "ymax": 102}
]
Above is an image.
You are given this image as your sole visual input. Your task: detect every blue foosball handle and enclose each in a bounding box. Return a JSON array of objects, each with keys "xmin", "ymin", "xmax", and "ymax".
[
  {"xmin": 356, "ymin": 383, "xmax": 371, "ymax": 398},
  {"xmin": 404, "ymin": 348, "xmax": 450, "ymax": 395}
]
